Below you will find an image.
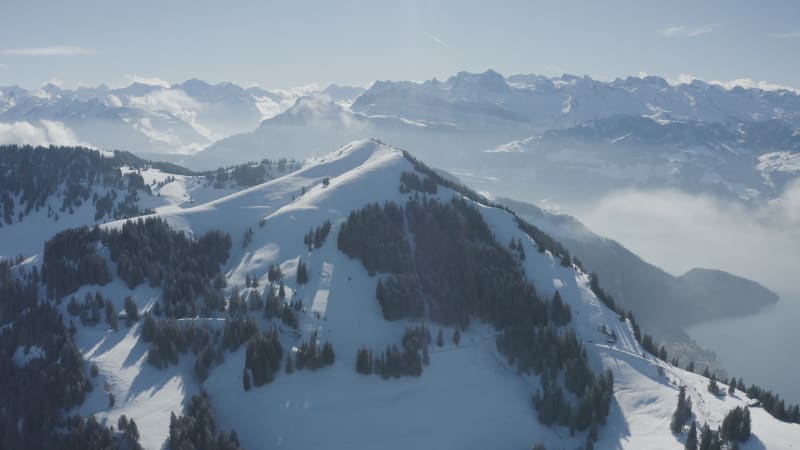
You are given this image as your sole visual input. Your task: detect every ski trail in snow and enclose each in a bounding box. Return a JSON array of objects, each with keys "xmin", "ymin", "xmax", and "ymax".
[{"xmin": 311, "ymin": 262, "xmax": 334, "ymax": 317}]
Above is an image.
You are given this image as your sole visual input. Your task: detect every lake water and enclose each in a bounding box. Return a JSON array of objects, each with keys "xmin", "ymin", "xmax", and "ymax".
[{"xmin": 686, "ymin": 286, "xmax": 800, "ymax": 405}]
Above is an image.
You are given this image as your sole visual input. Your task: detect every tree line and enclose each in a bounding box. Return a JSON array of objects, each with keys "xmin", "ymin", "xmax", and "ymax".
[
  {"xmin": 338, "ymin": 192, "xmax": 611, "ymax": 435},
  {"xmin": 201, "ymin": 157, "xmax": 301, "ymax": 188},
  {"xmin": 0, "ymin": 260, "xmax": 141, "ymax": 449},
  {"xmin": 0, "ymin": 145, "xmax": 158, "ymax": 226},
  {"xmin": 356, "ymin": 324, "xmax": 430, "ymax": 378},
  {"xmin": 41, "ymin": 217, "xmax": 232, "ymax": 319},
  {"xmin": 168, "ymin": 391, "xmax": 242, "ymax": 449}
]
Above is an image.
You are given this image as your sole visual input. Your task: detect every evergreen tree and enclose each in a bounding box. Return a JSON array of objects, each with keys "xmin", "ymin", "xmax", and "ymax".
[
  {"xmin": 104, "ymin": 300, "xmax": 118, "ymax": 330},
  {"xmin": 728, "ymin": 378, "xmax": 736, "ymax": 395},
  {"xmin": 699, "ymin": 423, "xmax": 712, "ymax": 450},
  {"xmin": 141, "ymin": 313, "xmax": 157, "ymax": 341},
  {"xmin": 286, "ymin": 355, "xmax": 294, "ymax": 374},
  {"xmin": 280, "ymin": 304, "xmax": 298, "ymax": 329},
  {"xmin": 436, "ymin": 329, "xmax": 444, "ymax": 347},
  {"xmin": 242, "ymin": 368, "xmax": 251, "ymax": 391},
  {"xmin": 123, "ymin": 296, "xmax": 139, "ymax": 322},
  {"xmin": 248, "ymin": 289, "xmax": 264, "ymax": 312},
  {"xmin": 322, "ymin": 342, "xmax": 335, "ymax": 365},
  {"xmin": 118, "ymin": 415, "xmax": 129, "ymax": 434},
  {"xmin": 671, "ymin": 386, "xmax": 693, "ymax": 433},
  {"xmin": 296, "ymin": 259, "xmax": 309, "ymax": 284},
  {"xmin": 453, "ymin": 328, "xmax": 461, "ymax": 346},
  {"xmin": 229, "ymin": 288, "xmax": 242, "ymax": 314},
  {"xmin": 560, "ymin": 252, "xmax": 572, "ymax": 267},
  {"xmin": 126, "ymin": 418, "xmax": 140, "ymax": 442},
  {"xmin": 356, "ymin": 347, "xmax": 372, "ymax": 374},
  {"xmin": 213, "ymin": 273, "xmax": 227, "ymax": 290},
  {"xmin": 685, "ymin": 421, "xmax": 698, "ymax": 450},
  {"xmin": 242, "ymin": 227, "xmax": 253, "ymax": 248},
  {"xmin": 741, "ymin": 406, "xmax": 751, "ymax": 442},
  {"xmin": 708, "ymin": 374, "xmax": 720, "ymax": 395},
  {"xmin": 268, "ymin": 264, "xmax": 282, "ymax": 283}
]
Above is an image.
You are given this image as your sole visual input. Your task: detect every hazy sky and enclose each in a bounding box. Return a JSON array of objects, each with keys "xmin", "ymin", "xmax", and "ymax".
[{"xmin": 1, "ymin": 0, "xmax": 799, "ymax": 90}]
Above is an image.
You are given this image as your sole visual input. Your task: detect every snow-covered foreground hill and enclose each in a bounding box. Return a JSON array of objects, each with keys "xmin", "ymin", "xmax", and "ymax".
[{"xmin": 26, "ymin": 140, "xmax": 799, "ymax": 449}]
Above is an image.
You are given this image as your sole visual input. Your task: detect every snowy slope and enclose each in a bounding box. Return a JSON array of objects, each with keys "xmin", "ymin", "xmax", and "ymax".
[
  {"xmin": 0, "ymin": 166, "xmax": 238, "ymax": 260},
  {"xmin": 31, "ymin": 140, "xmax": 799, "ymax": 449}
]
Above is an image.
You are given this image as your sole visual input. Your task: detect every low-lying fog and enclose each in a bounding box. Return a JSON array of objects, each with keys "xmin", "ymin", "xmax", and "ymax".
[{"xmin": 578, "ymin": 180, "xmax": 800, "ymax": 404}]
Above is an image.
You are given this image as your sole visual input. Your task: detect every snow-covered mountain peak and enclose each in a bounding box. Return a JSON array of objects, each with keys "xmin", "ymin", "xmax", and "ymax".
[
  {"xmin": 90, "ymin": 141, "xmax": 800, "ymax": 447},
  {"xmin": 4, "ymin": 139, "xmax": 799, "ymax": 448},
  {"xmin": 449, "ymin": 69, "xmax": 510, "ymax": 94},
  {"xmin": 615, "ymin": 75, "xmax": 671, "ymax": 91}
]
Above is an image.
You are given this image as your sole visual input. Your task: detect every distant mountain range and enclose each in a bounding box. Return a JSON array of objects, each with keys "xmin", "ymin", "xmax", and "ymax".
[
  {"xmin": 3, "ymin": 70, "xmax": 799, "ymax": 205},
  {"xmin": 191, "ymin": 70, "xmax": 800, "ymax": 206},
  {"xmin": 352, "ymin": 70, "xmax": 800, "ymax": 131},
  {"xmin": 0, "ymin": 80, "xmax": 365, "ymax": 154}
]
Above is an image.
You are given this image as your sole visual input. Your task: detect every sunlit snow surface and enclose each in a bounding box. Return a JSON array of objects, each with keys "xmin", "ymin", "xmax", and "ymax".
[{"xmin": 15, "ymin": 140, "xmax": 797, "ymax": 449}]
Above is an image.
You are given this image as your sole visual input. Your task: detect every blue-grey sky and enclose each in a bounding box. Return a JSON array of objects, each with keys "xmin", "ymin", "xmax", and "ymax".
[{"xmin": 1, "ymin": 0, "xmax": 799, "ymax": 90}]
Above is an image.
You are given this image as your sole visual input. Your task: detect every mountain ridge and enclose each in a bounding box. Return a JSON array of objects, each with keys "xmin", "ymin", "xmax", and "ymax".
[{"xmin": 4, "ymin": 139, "xmax": 797, "ymax": 449}]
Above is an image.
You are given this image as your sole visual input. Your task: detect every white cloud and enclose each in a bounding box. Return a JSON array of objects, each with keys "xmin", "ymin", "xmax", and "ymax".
[
  {"xmin": 124, "ymin": 74, "xmax": 172, "ymax": 88},
  {"xmin": 40, "ymin": 120, "xmax": 84, "ymax": 145},
  {"xmin": 425, "ymin": 32, "xmax": 450, "ymax": 48},
  {"xmin": 1, "ymin": 46, "xmax": 95, "ymax": 56},
  {"xmin": 660, "ymin": 24, "xmax": 718, "ymax": 37},
  {"xmin": 669, "ymin": 73, "xmax": 699, "ymax": 85},
  {"xmin": 254, "ymin": 96, "xmax": 283, "ymax": 120},
  {"xmin": 710, "ymin": 77, "xmax": 799, "ymax": 93},
  {"xmin": 667, "ymin": 73, "xmax": 799, "ymax": 93},
  {"xmin": 273, "ymin": 83, "xmax": 323, "ymax": 97},
  {"xmin": 128, "ymin": 89, "xmax": 200, "ymax": 121},
  {"xmin": 581, "ymin": 183, "xmax": 800, "ymax": 294},
  {"xmin": 128, "ymin": 89, "xmax": 214, "ymax": 140},
  {"xmin": 0, "ymin": 63, "xmax": 7, "ymax": 69},
  {"xmin": 103, "ymin": 94, "xmax": 123, "ymax": 108},
  {"xmin": 252, "ymin": 88, "xmax": 313, "ymax": 120},
  {"xmin": 0, "ymin": 120, "xmax": 89, "ymax": 147},
  {"xmin": 769, "ymin": 29, "xmax": 800, "ymax": 39}
]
